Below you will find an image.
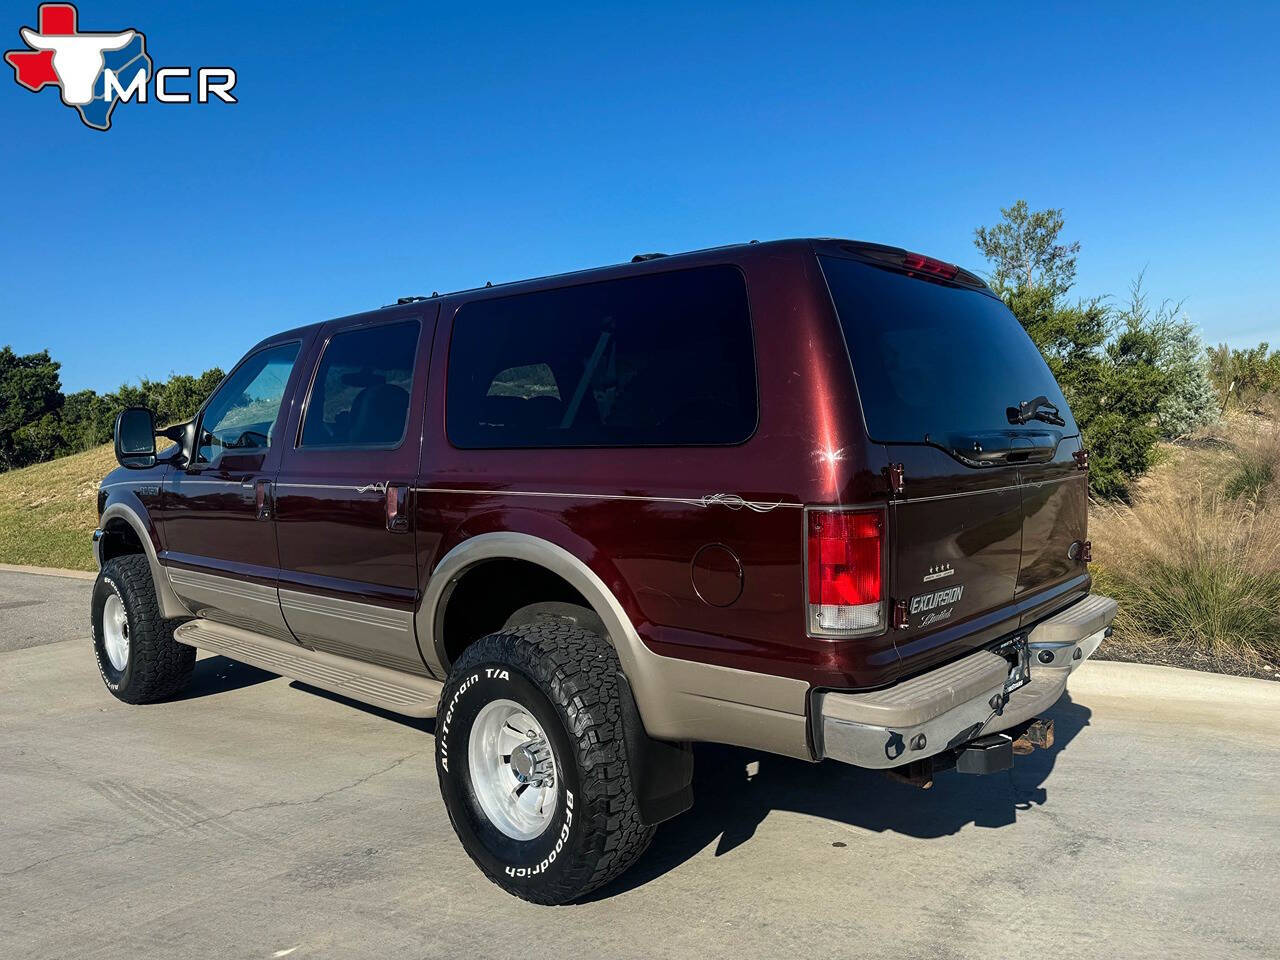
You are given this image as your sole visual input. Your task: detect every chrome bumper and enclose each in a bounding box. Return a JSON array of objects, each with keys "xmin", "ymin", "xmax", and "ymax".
[{"xmin": 817, "ymin": 594, "xmax": 1117, "ymax": 769}]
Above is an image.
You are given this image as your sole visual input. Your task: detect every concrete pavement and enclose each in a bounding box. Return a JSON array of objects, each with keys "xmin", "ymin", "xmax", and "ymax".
[
  {"xmin": 1, "ymin": 569, "xmax": 1278, "ymax": 960},
  {"xmin": 0, "ymin": 568, "xmax": 92, "ymax": 653}
]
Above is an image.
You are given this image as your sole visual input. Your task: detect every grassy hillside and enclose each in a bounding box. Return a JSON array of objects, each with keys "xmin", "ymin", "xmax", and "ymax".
[{"xmin": 0, "ymin": 442, "xmax": 115, "ymax": 571}]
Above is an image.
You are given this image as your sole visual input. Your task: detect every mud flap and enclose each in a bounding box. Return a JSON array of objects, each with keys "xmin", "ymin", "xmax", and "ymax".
[{"xmin": 616, "ymin": 673, "xmax": 695, "ymax": 824}]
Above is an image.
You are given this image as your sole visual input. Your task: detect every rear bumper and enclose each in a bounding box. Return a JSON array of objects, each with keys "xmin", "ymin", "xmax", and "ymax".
[{"xmin": 815, "ymin": 594, "xmax": 1116, "ymax": 769}]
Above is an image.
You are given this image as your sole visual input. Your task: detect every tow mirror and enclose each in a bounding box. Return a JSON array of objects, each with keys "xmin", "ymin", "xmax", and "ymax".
[{"xmin": 114, "ymin": 407, "xmax": 157, "ymax": 469}]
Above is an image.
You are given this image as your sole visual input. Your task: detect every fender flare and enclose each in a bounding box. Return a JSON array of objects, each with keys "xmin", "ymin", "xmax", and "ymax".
[
  {"xmin": 97, "ymin": 502, "xmax": 190, "ymax": 620},
  {"xmin": 417, "ymin": 531, "xmax": 644, "ymax": 682}
]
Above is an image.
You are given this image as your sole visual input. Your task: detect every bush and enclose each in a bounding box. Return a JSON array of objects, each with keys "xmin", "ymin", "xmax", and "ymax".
[
  {"xmin": 1092, "ymin": 472, "xmax": 1280, "ymax": 673},
  {"xmin": 1223, "ymin": 420, "xmax": 1280, "ymax": 504},
  {"xmin": 1225, "ymin": 462, "xmax": 1274, "ymax": 502},
  {"xmin": 1208, "ymin": 343, "xmax": 1280, "ymax": 412}
]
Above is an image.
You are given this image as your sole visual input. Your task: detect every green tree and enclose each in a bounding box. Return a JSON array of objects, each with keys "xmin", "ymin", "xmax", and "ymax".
[
  {"xmin": 973, "ymin": 200, "xmax": 1081, "ymax": 299},
  {"xmin": 1110, "ymin": 277, "xmax": 1220, "ymax": 440},
  {"xmin": 973, "ymin": 202, "xmax": 1172, "ymax": 500},
  {"xmin": 0, "ymin": 347, "xmax": 65, "ymax": 471},
  {"xmin": 59, "ymin": 389, "xmax": 114, "ymax": 450},
  {"xmin": 0, "ymin": 349, "xmax": 226, "ymax": 473},
  {"xmin": 1208, "ymin": 342, "xmax": 1280, "ymax": 411}
]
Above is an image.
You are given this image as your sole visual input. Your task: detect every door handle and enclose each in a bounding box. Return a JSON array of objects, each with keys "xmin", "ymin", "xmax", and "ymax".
[
  {"xmin": 255, "ymin": 479, "xmax": 273, "ymax": 521},
  {"xmin": 385, "ymin": 483, "xmax": 411, "ymax": 533}
]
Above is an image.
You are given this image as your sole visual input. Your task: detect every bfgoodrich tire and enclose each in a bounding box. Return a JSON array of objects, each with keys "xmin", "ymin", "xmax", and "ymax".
[
  {"xmin": 435, "ymin": 621, "xmax": 655, "ymax": 904},
  {"xmin": 92, "ymin": 555, "xmax": 194, "ymax": 704}
]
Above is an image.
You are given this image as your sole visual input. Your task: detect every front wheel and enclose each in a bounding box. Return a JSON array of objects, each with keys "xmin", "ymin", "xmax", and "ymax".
[
  {"xmin": 435, "ymin": 621, "xmax": 654, "ymax": 904},
  {"xmin": 92, "ymin": 555, "xmax": 194, "ymax": 704}
]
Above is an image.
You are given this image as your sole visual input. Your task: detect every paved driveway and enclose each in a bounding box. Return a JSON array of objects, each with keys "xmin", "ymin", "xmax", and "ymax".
[
  {"xmin": 0, "ymin": 568, "xmax": 92, "ymax": 653},
  {"xmin": 2, "ymin": 570, "xmax": 1278, "ymax": 959}
]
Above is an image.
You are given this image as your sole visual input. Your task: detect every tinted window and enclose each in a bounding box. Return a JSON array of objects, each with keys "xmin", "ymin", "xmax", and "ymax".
[
  {"xmin": 447, "ymin": 266, "xmax": 756, "ymax": 448},
  {"xmin": 197, "ymin": 342, "xmax": 299, "ymax": 464},
  {"xmin": 819, "ymin": 255, "xmax": 1076, "ymax": 444},
  {"xmin": 300, "ymin": 320, "xmax": 420, "ymax": 448}
]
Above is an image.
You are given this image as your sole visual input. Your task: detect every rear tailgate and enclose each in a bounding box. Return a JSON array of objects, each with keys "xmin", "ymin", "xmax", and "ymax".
[
  {"xmin": 886, "ymin": 445, "xmax": 1023, "ymax": 663},
  {"xmin": 818, "ymin": 249, "xmax": 1082, "ymax": 669}
]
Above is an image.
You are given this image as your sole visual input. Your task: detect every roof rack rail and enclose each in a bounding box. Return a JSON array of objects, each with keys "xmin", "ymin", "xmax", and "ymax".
[
  {"xmin": 396, "ymin": 296, "xmax": 429, "ymax": 304},
  {"xmin": 631, "ymin": 253, "xmax": 667, "ymax": 262}
]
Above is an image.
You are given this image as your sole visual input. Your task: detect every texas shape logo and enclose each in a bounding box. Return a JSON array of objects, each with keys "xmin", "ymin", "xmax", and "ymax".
[
  {"xmin": 5, "ymin": 3, "xmax": 148, "ymax": 130},
  {"xmin": 5, "ymin": 3, "xmax": 236, "ymax": 132}
]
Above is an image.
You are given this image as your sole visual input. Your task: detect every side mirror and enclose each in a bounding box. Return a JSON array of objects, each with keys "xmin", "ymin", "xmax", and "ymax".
[{"xmin": 114, "ymin": 407, "xmax": 157, "ymax": 469}]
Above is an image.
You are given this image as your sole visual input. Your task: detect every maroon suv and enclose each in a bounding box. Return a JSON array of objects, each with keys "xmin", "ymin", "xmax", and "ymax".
[{"xmin": 93, "ymin": 239, "xmax": 1116, "ymax": 903}]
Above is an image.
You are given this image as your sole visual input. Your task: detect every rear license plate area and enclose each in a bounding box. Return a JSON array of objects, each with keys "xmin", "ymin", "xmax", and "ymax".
[{"xmin": 997, "ymin": 634, "xmax": 1031, "ymax": 695}]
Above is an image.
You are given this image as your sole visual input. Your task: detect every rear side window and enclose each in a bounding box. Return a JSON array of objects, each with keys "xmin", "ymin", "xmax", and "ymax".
[
  {"xmin": 299, "ymin": 319, "xmax": 420, "ymax": 448},
  {"xmin": 819, "ymin": 255, "xmax": 1076, "ymax": 444},
  {"xmin": 446, "ymin": 266, "xmax": 756, "ymax": 448}
]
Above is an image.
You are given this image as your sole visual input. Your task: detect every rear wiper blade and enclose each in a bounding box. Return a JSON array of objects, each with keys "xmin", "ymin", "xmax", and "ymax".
[{"xmin": 1007, "ymin": 395, "xmax": 1065, "ymax": 427}]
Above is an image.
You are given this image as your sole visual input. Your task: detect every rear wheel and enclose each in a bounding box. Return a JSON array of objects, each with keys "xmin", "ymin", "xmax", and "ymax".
[
  {"xmin": 92, "ymin": 555, "xmax": 194, "ymax": 704},
  {"xmin": 435, "ymin": 621, "xmax": 654, "ymax": 904}
]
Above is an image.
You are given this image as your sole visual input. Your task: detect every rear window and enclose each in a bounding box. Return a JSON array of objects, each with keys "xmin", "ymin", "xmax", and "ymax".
[
  {"xmin": 818, "ymin": 255, "xmax": 1076, "ymax": 444},
  {"xmin": 446, "ymin": 265, "xmax": 757, "ymax": 448}
]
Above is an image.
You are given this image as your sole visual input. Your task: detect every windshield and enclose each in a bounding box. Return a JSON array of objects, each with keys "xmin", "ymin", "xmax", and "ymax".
[{"xmin": 819, "ymin": 255, "xmax": 1077, "ymax": 445}]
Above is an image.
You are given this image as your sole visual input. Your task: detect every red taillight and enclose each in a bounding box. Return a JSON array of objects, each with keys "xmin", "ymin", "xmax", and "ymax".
[
  {"xmin": 902, "ymin": 251, "xmax": 959, "ymax": 280},
  {"xmin": 807, "ymin": 508, "xmax": 884, "ymax": 636}
]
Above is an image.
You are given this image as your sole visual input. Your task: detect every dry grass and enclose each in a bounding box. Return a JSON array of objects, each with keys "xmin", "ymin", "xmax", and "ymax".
[
  {"xmin": 0, "ymin": 443, "xmax": 115, "ymax": 571},
  {"xmin": 1222, "ymin": 418, "xmax": 1280, "ymax": 503},
  {"xmin": 1091, "ymin": 414, "xmax": 1280, "ymax": 676}
]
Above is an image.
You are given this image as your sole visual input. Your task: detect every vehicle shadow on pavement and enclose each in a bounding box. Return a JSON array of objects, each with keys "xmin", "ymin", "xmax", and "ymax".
[
  {"xmin": 173, "ymin": 655, "xmax": 277, "ymax": 701},
  {"xmin": 288, "ymin": 681, "xmax": 438, "ymax": 733},
  {"xmin": 586, "ymin": 692, "xmax": 1092, "ymax": 901}
]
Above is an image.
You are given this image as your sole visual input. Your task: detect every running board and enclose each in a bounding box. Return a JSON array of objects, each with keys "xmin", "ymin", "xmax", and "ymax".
[{"xmin": 174, "ymin": 619, "xmax": 442, "ymax": 718}]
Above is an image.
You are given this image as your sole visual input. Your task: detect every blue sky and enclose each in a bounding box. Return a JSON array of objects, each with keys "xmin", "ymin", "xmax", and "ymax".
[{"xmin": 1, "ymin": 0, "xmax": 1277, "ymax": 393}]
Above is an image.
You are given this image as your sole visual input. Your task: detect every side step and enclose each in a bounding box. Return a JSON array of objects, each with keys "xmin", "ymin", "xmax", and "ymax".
[{"xmin": 174, "ymin": 619, "xmax": 442, "ymax": 718}]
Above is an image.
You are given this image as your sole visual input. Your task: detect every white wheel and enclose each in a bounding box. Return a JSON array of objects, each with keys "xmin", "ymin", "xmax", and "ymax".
[
  {"xmin": 102, "ymin": 591, "xmax": 130, "ymax": 672},
  {"xmin": 467, "ymin": 698, "xmax": 559, "ymax": 841}
]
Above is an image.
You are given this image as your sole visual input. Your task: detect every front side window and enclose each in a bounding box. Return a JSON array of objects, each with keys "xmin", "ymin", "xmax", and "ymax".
[
  {"xmin": 196, "ymin": 342, "xmax": 300, "ymax": 464},
  {"xmin": 299, "ymin": 319, "xmax": 420, "ymax": 448},
  {"xmin": 446, "ymin": 266, "xmax": 757, "ymax": 448}
]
